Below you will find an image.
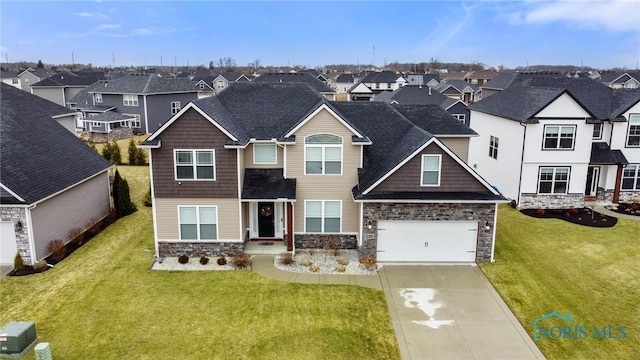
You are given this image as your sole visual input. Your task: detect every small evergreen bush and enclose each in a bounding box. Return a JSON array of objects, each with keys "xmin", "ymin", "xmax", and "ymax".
[
  {"xmin": 178, "ymin": 254, "xmax": 189, "ymax": 264},
  {"xmin": 217, "ymin": 256, "xmax": 227, "ymax": 266},
  {"xmin": 199, "ymin": 256, "xmax": 209, "ymax": 265},
  {"xmin": 13, "ymin": 252, "xmax": 24, "ymax": 271}
]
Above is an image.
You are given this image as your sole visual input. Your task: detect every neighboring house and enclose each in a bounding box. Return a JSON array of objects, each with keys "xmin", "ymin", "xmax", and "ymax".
[
  {"xmin": 1, "ymin": 71, "xmax": 21, "ymax": 89},
  {"xmin": 359, "ymin": 70, "xmax": 408, "ymax": 93},
  {"xmin": 373, "ymin": 85, "xmax": 470, "ymax": 126},
  {"xmin": 86, "ymin": 73, "xmax": 201, "ymax": 134},
  {"xmin": 211, "ymin": 72, "xmax": 250, "ymax": 94},
  {"xmin": 30, "ymin": 71, "xmax": 105, "ymax": 107},
  {"xmin": 464, "ymin": 70, "xmax": 499, "ymax": 86},
  {"xmin": 434, "ymin": 79, "xmax": 479, "ymax": 104},
  {"xmin": 599, "ymin": 72, "xmax": 640, "ymax": 89},
  {"xmin": 334, "ymin": 73, "xmax": 356, "ymax": 93},
  {"xmin": 254, "ymin": 72, "xmax": 336, "ymax": 100},
  {"xmin": 468, "ymin": 75, "xmax": 640, "ymax": 209},
  {"xmin": 140, "ymin": 82, "xmax": 505, "ymax": 263},
  {"xmin": 405, "ymin": 73, "xmax": 440, "ymax": 87},
  {"xmin": 0, "ymin": 83, "xmax": 112, "ymax": 266},
  {"xmin": 17, "ymin": 67, "xmax": 56, "ymax": 93},
  {"xmin": 346, "ymin": 81, "xmax": 375, "ymax": 101},
  {"xmin": 479, "ymin": 72, "xmax": 518, "ymax": 99}
]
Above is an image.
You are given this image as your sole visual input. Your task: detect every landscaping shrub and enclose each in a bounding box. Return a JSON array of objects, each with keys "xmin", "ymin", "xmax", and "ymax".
[
  {"xmin": 359, "ymin": 255, "xmax": 377, "ymax": 270},
  {"xmin": 337, "ymin": 258, "xmax": 349, "ymax": 266},
  {"xmin": 109, "ymin": 140, "xmax": 122, "ymax": 165},
  {"xmin": 143, "ymin": 184, "xmax": 152, "ymax": 207},
  {"xmin": 326, "ymin": 236, "xmax": 340, "ymax": 257},
  {"xmin": 536, "ymin": 208, "xmax": 546, "ymax": 215},
  {"xmin": 231, "ymin": 252, "xmax": 251, "ymax": 269},
  {"xmin": 178, "ymin": 254, "xmax": 189, "ymax": 264},
  {"xmin": 69, "ymin": 227, "xmax": 84, "ymax": 245},
  {"xmin": 199, "ymin": 256, "xmax": 209, "ymax": 265},
  {"xmin": 278, "ymin": 252, "xmax": 294, "ymax": 265},
  {"xmin": 101, "ymin": 141, "xmax": 112, "ymax": 163},
  {"xmin": 48, "ymin": 239, "xmax": 66, "ymax": 262},
  {"xmin": 13, "ymin": 252, "xmax": 24, "ymax": 272},
  {"xmin": 127, "ymin": 138, "xmax": 147, "ymax": 165},
  {"xmin": 217, "ymin": 256, "xmax": 227, "ymax": 266},
  {"xmin": 309, "ymin": 264, "xmax": 320, "ymax": 272},
  {"xmin": 568, "ymin": 208, "xmax": 579, "ymax": 215},
  {"xmin": 336, "ymin": 265, "xmax": 346, "ymax": 273},
  {"xmin": 300, "ymin": 260, "xmax": 312, "ymax": 267},
  {"xmin": 33, "ymin": 260, "xmax": 48, "ymax": 273},
  {"xmin": 113, "ymin": 170, "xmax": 137, "ymax": 218}
]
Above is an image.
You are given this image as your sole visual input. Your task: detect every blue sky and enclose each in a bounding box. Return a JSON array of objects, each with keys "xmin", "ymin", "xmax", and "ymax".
[{"xmin": 1, "ymin": 1, "xmax": 639, "ymax": 70}]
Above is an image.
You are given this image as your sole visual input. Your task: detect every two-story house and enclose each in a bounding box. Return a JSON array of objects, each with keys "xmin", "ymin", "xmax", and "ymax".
[
  {"xmin": 140, "ymin": 83, "xmax": 505, "ymax": 263},
  {"xmin": 599, "ymin": 72, "xmax": 640, "ymax": 89},
  {"xmin": 211, "ymin": 72, "xmax": 250, "ymax": 94},
  {"xmin": 468, "ymin": 75, "xmax": 640, "ymax": 209},
  {"xmin": 30, "ymin": 71, "xmax": 105, "ymax": 107},
  {"xmin": 0, "ymin": 70, "xmax": 22, "ymax": 89},
  {"xmin": 86, "ymin": 73, "xmax": 201, "ymax": 134},
  {"xmin": 17, "ymin": 67, "xmax": 56, "ymax": 94}
]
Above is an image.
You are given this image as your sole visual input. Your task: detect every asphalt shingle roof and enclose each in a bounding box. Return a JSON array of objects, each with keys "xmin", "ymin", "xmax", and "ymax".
[
  {"xmin": 360, "ymin": 71, "xmax": 403, "ymax": 83},
  {"xmin": 392, "ymin": 104, "xmax": 477, "ymax": 136},
  {"xmin": 481, "ymin": 73, "xmax": 517, "ymax": 90},
  {"xmin": 241, "ymin": 169, "xmax": 296, "ymax": 200},
  {"xmin": 0, "ymin": 83, "xmax": 111, "ymax": 204},
  {"xmin": 91, "ymin": 74, "xmax": 200, "ymax": 94},
  {"xmin": 373, "ymin": 85, "xmax": 448, "ymax": 105},
  {"xmin": 335, "ymin": 74, "xmax": 355, "ymax": 83},
  {"xmin": 253, "ymin": 72, "xmax": 335, "ymax": 93},
  {"xmin": 31, "ymin": 71, "xmax": 104, "ymax": 87},
  {"xmin": 590, "ymin": 142, "xmax": 628, "ymax": 165}
]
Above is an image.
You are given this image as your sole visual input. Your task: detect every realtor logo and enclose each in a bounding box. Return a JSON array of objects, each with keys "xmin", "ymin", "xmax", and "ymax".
[{"xmin": 530, "ymin": 312, "xmax": 627, "ymax": 342}]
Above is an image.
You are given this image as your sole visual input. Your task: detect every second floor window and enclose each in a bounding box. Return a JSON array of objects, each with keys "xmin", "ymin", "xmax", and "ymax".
[
  {"xmin": 123, "ymin": 94, "xmax": 138, "ymax": 106},
  {"xmin": 95, "ymin": 93, "xmax": 102, "ymax": 103},
  {"xmin": 489, "ymin": 136, "xmax": 499, "ymax": 159},
  {"xmin": 421, "ymin": 154, "xmax": 441, "ymax": 186},
  {"xmin": 592, "ymin": 123, "xmax": 603, "ymax": 140},
  {"xmin": 627, "ymin": 114, "xmax": 640, "ymax": 147},
  {"xmin": 175, "ymin": 149, "xmax": 215, "ymax": 180},
  {"xmin": 305, "ymin": 134, "xmax": 342, "ymax": 175},
  {"xmin": 453, "ymin": 114, "xmax": 465, "ymax": 122},
  {"xmin": 217, "ymin": 80, "xmax": 225, "ymax": 89},
  {"xmin": 171, "ymin": 101, "xmax": 181, "ymax": 115},
  {"xmin": 543, "ymin": 125, "xmax": 575, "ymax": 150},
  {"xmin": 254, "ymin": 144, "xmax": 276, "ymax": 164}
]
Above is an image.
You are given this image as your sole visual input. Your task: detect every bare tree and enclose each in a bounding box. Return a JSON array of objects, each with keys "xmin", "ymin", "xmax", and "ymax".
[
  {"xmin": 217, "ymin": 57, "xmax": 237, "ymax": 72},
  {"xmin": 248, "ymin": 58, "xmax": 261, "ymax": 72}
]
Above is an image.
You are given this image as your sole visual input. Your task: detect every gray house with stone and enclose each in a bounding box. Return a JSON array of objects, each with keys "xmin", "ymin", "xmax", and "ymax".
[
  {"xmin": 0, "ymin": 84, "xmax": 112, "ymax": 266},
  {"xmin": 140, "ymin": 82, "xmax": 505, "ymax": 263}
]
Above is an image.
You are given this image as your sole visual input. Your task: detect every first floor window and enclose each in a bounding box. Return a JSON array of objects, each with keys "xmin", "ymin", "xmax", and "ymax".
[
  {"xmin": 622, "ymin": 164, "xmax": 640, "ymax": 190},
  {"xmin": 123, "ymin": 94, "xmax": 138, "ymax": 106},
  {"xmin": 179, "ymin": 206, "xmax": 217, "ymax": 240},
  {"xmin": 538, "ymin": 167, "xmax": 570, "ymax": 194},
  {"xmin": 95, "ymin": 93, "xmax": 102, "ymax": 103},
  {"xmin": 305, "ymin": 200, "xmax": 341, "ymax": 233},
  {"xmin": 544, "ymin": 125, "xmax": 576, "ymax": 150},
  {"xmin": 91, "ymin": 122, "xmax": 101, "ymax": 127},
  {"xmin": 627, "ymin": 114, "xmax": 640, "ymax": 147},
  {"xmin": 124, "ymin": 114, "xmax": 141, "ymax": 128},
  {"xmin": 175, "ymin": 149, "xmax": 215, "ymax": 180},
  {"xmin": 171, "ymin": 101, "xmax": 181, "ymax": 115},
  {"xmin": 11, "ymin": 78, "xmax": 18, "ymax": 84},
  {"xmin": 421, "ymin": 154, "xmax": 441, "ymax": 186},
  {"xmin": 489, "ymin": 135, "xmax": 499, "ymax": 159}
]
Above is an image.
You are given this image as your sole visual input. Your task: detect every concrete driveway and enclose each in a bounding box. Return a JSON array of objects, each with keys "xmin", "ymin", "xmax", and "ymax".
[{"xmin": 379, "ymin": 265, "xmax": 546, "ymax": 360}]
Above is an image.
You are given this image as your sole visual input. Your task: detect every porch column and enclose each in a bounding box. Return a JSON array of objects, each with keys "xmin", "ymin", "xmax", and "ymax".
[
  {"xmin": 613, "ymin": 164, "xmax": 623, "ymax": 204},
  {"xmin": 286, "ymin": 202, "xmax": 293, "ymax": 251}
]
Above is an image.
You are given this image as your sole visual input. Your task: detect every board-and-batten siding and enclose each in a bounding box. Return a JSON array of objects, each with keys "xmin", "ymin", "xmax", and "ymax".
[
  {"xmin": 243, "ymin": 143, "xmax": 283, "ymax": 168},
  {"xmin": 372, "ymin": 143, "xmax": 486, "ymax": 193},
  {"xmin": 439, "ymin": 137, "xmax": 469, "ymax": 163},
  {"xmin": 31, "ymin": 171, "xmax": 111, "ymax": 260},
  {"xmin": 151, "ymin": 108, "xmax": 238, "ymax": 198},
  {"xmin": 286, "ymin": 108, "xmax": 360, "ymax": 233},
  {"xmin": 155, "ymin": 198, "xmax": 241, "ymax": 241}
]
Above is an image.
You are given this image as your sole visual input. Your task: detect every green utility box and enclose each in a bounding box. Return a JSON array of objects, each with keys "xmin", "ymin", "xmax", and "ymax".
[{"xmin": 0, "ymin": 322, "xmax": 37, "ymax": 357}]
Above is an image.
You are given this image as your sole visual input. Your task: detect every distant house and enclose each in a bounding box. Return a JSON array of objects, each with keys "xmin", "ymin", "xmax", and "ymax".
[
  {"xmin": 599, "ymin": 72, "xmax": 640, "ymax": 89},
  {"xmin": 334, "ymin": 73, "xmax": 356, "ymax": 93},
  {"xmin": 479, "ymin": 72, "xmax": 518, "ymax": 99},
  {"xmin": 17, "ymin": 67, "xmax": 56, "ymax": 93},
  {"xmin": 0, "ymin": 83, "xmax": 112, "ymax": 266},
  {"xmin": 30, "ymin": 71, "xmax": 105, "ymax": 107},
  {"xmin": 0, "ymin": 71, "xmax": 21, "ymax": 89},
  {"xmin": 211, "ymin": 72, "xmax": 250, "ymax": 94},
  {"xmin": 464, "ymin": 70, "xmax": 498, "ymax": 86},
  {"xmin": 434, "ymin": 79, "xmax": 479, "ymax": 104},
  {"xmin": 405, "ymin": 73, "xmax": 440, "ymax": 87},
  {"xmin": 254, "ymin": 72, "xmax": 337, "ymax": 100},
  {"xmin": 468, "ymin": 75, "xmax": 640, "ymax": 208},
  {"xmin": 84, "ymin": 73, "xmax": 201, "ymax": 134},
  {"xmin": 373, "ymin": 85, "xmax": 470, "ymax": 125},
  {"xmin": 359, "ymin": 70, "xmax": 408, "ymax": 93}
]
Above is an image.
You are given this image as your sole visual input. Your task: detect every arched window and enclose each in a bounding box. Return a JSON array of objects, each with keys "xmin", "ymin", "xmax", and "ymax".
[{"xmin": 304, "ymin": 134, "xmax": 342, "ymax": 175}]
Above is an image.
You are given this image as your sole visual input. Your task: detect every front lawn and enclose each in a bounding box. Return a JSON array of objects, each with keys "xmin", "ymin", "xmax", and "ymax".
[
  {"xmin": 480, "ymin": 205, "xmax": 640, "ymax": 359},
  {"xmin": 0, "ymin": 166, "xmax": 399, "ymax": 359}
]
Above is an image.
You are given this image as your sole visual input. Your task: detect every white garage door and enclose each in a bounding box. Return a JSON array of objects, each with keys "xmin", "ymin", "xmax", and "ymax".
[
  {"xmin": 0, "ymin": 221, "xmax": 18, "ymax": 265},
  {"xmin": 377, "ymin": 220, "xmax": 478, "ymax": 262}
]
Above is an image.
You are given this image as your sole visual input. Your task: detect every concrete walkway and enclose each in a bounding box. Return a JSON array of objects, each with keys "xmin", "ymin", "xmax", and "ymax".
[{"xmin": 594, "ymin": 205, "xmax": 640, "ymax": 221}]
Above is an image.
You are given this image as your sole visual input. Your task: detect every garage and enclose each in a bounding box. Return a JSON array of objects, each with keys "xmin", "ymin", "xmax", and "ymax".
[
  {"xmin": 376, "ymin": 220, "xmax": 478, "ymax": 262},
  {"xmin": 0, "ymin": 221, "xmax": 18, "ymax": 265}
]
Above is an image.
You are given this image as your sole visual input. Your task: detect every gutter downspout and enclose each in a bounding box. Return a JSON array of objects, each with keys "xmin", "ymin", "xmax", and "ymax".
[{"xmin": 517, "ymin": 122, "xmax": 527, "ymax": 206}]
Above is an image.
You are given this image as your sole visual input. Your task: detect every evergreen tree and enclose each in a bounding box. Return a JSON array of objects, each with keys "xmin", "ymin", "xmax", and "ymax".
[
  {"xmin": 110, "ymin": 140, "xmax": 122, "ymax": 165},
  {"xmin": 36, "ymin": 59, "xmax": 44, "ymax": 69},
  {"xmin": 134, "ymin": 148, "xmax": 147, "ymax": 165},
  {"xmin": 101, "ymin": 141, "xmax": 112, "ymax": 163},
  {"xmin": 127, "ymin": 138, "xmax": 137, "ymax": 165},
  {"xmin": 116, "ymin": 176, "xmax": 137, "ymax": 217},
  {"xmin": 112, "ymin": 169, "xmax": 121, "ymax": 214}
]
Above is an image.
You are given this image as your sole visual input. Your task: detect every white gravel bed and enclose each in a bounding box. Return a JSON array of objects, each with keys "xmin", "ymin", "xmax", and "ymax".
[
  {"xmin": 275, "ymin": 249, "xmax": 377, "ymax": 275},
  {"xmin": 150, "ymin": 256, "xmax": 245, "ymax": 271}
]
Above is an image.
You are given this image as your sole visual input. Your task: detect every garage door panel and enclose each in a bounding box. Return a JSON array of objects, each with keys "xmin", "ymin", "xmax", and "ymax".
[
  {"xmin": 1, "ymin": 222, "xmax": 18, "ymax": 265},
  {"xmin": 377, "ymin": 220, "xmax": 477, "ymax": 262}
]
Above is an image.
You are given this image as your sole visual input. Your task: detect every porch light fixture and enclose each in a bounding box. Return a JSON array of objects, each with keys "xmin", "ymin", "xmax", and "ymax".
[
  {"xmin": 15, "ymin": 220, "xmax": 23, "ymax": 233},
  {"xmin": 367, "ymin": 220, "xmax": 373, "ymax": 230},
  {"xmin": 484, "ymin": 221, "xmax": 491, "ymax": 231}
]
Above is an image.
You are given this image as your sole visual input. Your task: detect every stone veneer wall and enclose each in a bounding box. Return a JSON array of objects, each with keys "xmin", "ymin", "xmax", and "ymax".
[
  {"xmin": 519, "ymin": 193, "xmax": 585, "ymax": 209},
  {"xmin": 294, "ymin": 234, "xmax": 357, "ymax": 250},
  {"xmin": 601, "ymin": 190, "xmax": 640, "ymax": 204},
  {"xmin": 0, "ymin": 207, "xmax": 31, "ymax": 264},
  {"xmin": 158, "ymin": 242, "xmax": 245, "ymax": 257},
  {"xmin": 362, "ymin": 203, "xmax": 496, "ymax": 263}
]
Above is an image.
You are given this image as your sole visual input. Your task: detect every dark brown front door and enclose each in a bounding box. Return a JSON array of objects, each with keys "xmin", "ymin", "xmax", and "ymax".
[{"xmin": 258, "ymin": 202, "xmax": 275, "ymax": 237}]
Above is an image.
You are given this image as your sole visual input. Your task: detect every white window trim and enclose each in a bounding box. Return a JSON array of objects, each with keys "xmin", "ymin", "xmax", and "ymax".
[
  {"xmin": 95, "ymin": 93, "xmax": 102, "ymax": 103},
  {"xmin": 123, "ymin": 94, "xmax": 139, "ymax": 106},
  {"xmin": 622, "ymin": 164, "xmax": 640, "ymax": 190},
  {"xmin": 489, "ymin": 135, "xmax": 499, "ymax": 159},
  {"xmin": 626, "ymin": 114, "xmax": 640, "ymax": 147},
  {"xmin": 420, "ymin": 154, "xmax": 441, "ymax": 187},
  {"xmin": 304, "ymin": 134, "xmax": 343, "ymax": 176},
  {"xmin": 542, "ymin": 125, "xmax": 576, "ymax": 150},
  {"xmin": 171, "ymin": 101, "xmax": 181, "ymax": 115},
  {"xmin": 173, "ymin": 149, "xmax": 216, "ymax": 181},
  {"xmin": 538, "ymin": 167, "xmax": 570, "ymax": 194},
  {"xmin": 124, "ymin": 114, "xmax": 141, "ymax": 128},
  {"xmin": 453, "ymin": 114, "xmax": 465, "ymax": 122},
  {"xmin": 304, "ymin": 200, "xmax": 342, "ymax": 233},
  {"xmin": 592, "ymin": 123, "xmax": 603, "ymax": 140},
  {"xmin": 91, "ymin": 121, "xmax": 101, "ymax": 127},
  {"xmin": 178, "ymin": 205, "xmax": 219, "ymax": 240},
  {"xmin": 253, "ymin": 143, "xmax": 277, "ymax": 164}
]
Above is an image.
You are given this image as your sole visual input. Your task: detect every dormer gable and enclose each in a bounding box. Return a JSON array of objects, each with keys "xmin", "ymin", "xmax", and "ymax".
[{"xmin": 534, "ymin": 92, "xmax": 592, "ymax": 119}]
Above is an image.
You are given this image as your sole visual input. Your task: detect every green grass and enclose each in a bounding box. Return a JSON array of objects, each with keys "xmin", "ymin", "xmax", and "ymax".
[
  {"xmin": 479, "ymin": 205, "xmax": 640, "ymax": 359},
  {"xmin": 0, "ymin": 166, "xmax": 399, "ymax": 359}
]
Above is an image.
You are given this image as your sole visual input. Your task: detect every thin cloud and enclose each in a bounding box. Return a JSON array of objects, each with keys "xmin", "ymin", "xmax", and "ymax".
[
  {"xmin": 95, "ymin": 24, "xmax": 121, "ymax": 30},
  {"xmin": 511, "ymin": 0, "xmax": 639, "ymax": 32},
  {"xmin": 74, "ymin": 12, "xmax": 94, "ymax": 17},
  {"xmin": 417, "ymin": 2, "xmax": 478, "ymax": 56}
]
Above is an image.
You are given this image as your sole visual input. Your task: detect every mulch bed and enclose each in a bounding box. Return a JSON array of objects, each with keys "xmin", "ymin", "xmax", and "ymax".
[
  {"xmin": 609, "ymin": 203, "xmax": 640, "ymax": 217},
  {"xmin": 520, "ymin": 208, "xmax": 617, "ymax": 228}
]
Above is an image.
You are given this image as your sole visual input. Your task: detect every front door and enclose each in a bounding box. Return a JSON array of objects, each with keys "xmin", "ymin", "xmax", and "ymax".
[
  {"xmin": 585, "ymin": 166, "xmax": 600, "ymax": 196},
  {"xmin": 258, "ymin": 202, "xmax": 275, "ymax": 237}
]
